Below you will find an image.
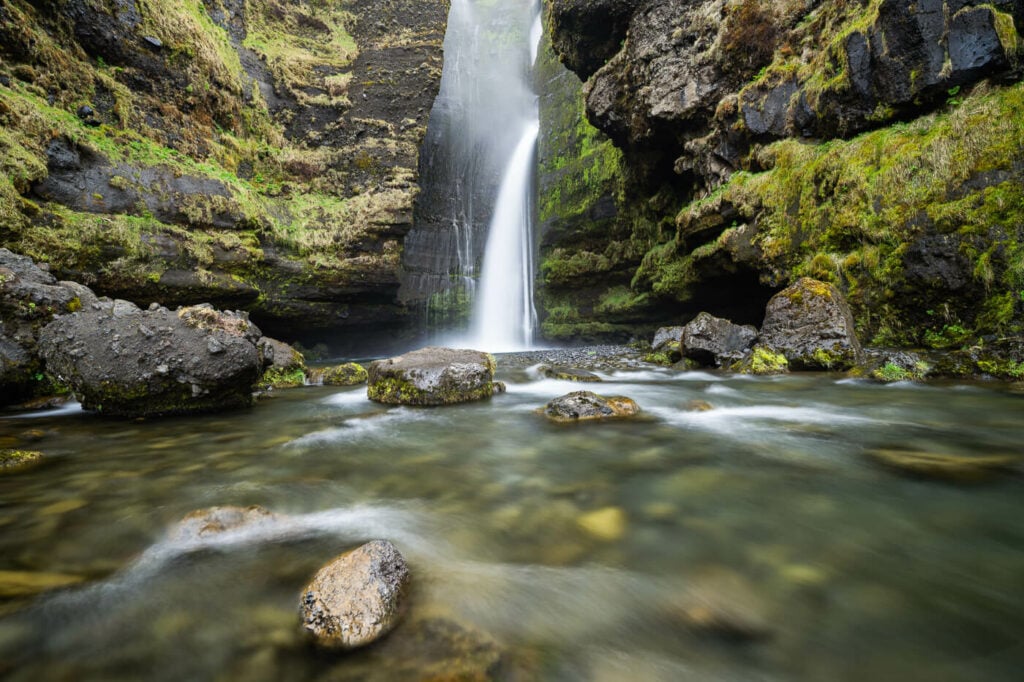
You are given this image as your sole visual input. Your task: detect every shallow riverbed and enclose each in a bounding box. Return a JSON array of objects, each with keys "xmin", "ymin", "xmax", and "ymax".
[{"xmin": 1, "ymin": 360, "xmax": 1022, "ymax": 681}]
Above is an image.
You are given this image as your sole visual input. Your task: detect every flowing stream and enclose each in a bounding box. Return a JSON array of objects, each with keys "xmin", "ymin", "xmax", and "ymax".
[{"xmin": 1, "ymin": 362, "xmax": 1022, "ymax": 680}]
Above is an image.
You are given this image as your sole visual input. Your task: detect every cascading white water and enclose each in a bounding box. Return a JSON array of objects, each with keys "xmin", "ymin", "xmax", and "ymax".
[
  {"xmin": 462, "ymin": 0, "xmax": 543, "ymax": 352},
  {"xmin": 469, "ymin": 120, "xmax": 540, "ymax": 350}
]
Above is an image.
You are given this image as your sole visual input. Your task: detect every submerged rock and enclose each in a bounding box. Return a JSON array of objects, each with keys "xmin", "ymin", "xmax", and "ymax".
[
  {"xmin": 680, "ymin": 312, "xmax": 758, "ymax": 367},
  {"xmin": 39, "ymin": 301, "xmax": 262, "ymax": 417},
  {"xmin": 367, "ymin": 347, "xmax": 497, "ymax": 405},
  {"xmin": 169, "ymin": 505, "xmax": 280, "ymax": 543},
  {"xmin": 319, "ymin": 616, "xmax": 517, "ymax": 681},
  {"xmin": 539, "ymin": 365, "xmax": 603, "ymax": 382},
  {"xmin": 542, "ymin": 390, "xmax": 640, "ymax": 422},
  {"xmin": 577, "ymin": 506, "xmax": 627, "ymax": 541},
  {"xmin": 759, "ymin": 278, "xmax": 862, "ymax": 370},
  {"xmin": 865, "ymin": 448, "xmax": 1022, "ymax": 483},
  {"xmin": 300, "ymin": 540, "xmax": 411, "ymax": 650},
  {"xmin": 310, "ymin": 362, "xmax": 368, "ymax": 386},
  {"xmin": 667, "ymin": 566, "xmax": 772, "ymax": 642},
  {"xmin": 0, "ymin": 569, "xmax": 84, "ymax": 598},
  {"xmin": 0, "ymin": 449, "xmax": 44, "ymax": 472}
]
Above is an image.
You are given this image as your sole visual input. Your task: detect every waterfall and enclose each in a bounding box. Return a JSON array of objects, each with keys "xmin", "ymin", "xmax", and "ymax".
[{"xmin": 402, "ymin": 0, "xmax": 543, "ymax": 352}]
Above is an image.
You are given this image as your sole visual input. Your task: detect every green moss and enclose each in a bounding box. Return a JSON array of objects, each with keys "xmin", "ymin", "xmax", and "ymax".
[
  {"xmin": 259, "ymin": 366, "xmax": 306, "ymax": 389},
  {"xmin": 733, "ymin": 346, "xmax": 789, "ymax": 375},
  {"xmin": 315, "ymin": 362, "xmax": 368, "ymax": 386},
  {"xmin": 0, "ymin": 449, "xmax": 44, "ymax": 471},
  {"xmin": 367, "ymin": 375, "xmax": 494, "ymax": 406},
  {"xmin": 643, "ymin": 351, "xmax": 676, "ymax": 366},
  {"xmin": 976, "ymin": 358, "xmax": 1024, "ymax": 379}
]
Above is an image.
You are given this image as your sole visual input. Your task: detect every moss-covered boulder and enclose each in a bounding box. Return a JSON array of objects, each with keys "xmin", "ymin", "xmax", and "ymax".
[
  {"xmin": 257, "ymin": 336, "xmax": 306, "ymax": 388},
  {"xmin": 367, "ymin": 347, "xmax": 497, "ymax": 406},
  {"xmin": 759, "ymin": 278, "xmax": 862, "ymax": 370},
  {"xmin": 39, "ymin": 301, "xmax": 262, "ymax": 417},
  {"xmin": 311, "ymin": 362, "xmax": 368, "ymax": 386},
  {"xmin": 541, "ymin": 390, "xmax": 640, "ymax": 423},
  {"xmin": 300, "ymin": 540, "xmax": 410, "ymax": 650},
  {"xmin": 681, "ymin": 312, "xmax": 758, "ymax": 367}
]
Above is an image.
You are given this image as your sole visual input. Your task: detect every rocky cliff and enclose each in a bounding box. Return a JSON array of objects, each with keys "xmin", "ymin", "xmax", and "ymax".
[
  {"xmin": 0, "ymin": 0, "xmax": 448, "ymax": 347},
  {"xmin": 541, "ymin": 0, "xmax": 1024, "ymax": 358}
]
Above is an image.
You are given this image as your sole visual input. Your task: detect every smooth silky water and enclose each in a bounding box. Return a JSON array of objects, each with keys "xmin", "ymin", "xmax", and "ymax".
[{"xmin": 1, "ymin": 365, "xmax": 1022, "ymax": 680}]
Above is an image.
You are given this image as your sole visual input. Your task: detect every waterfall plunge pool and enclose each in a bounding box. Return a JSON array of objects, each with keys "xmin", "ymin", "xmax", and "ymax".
[{"xmin": 0, "ymin": 360, "xmax": 1022, "ymax": 680}]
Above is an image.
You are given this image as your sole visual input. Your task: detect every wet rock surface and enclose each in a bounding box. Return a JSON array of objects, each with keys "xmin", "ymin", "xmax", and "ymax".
[
  {"xmin": 542, "ymin": 390, "xmax": 641, "ymax": 423},
  {"xmin": 39, "ymin": 301, "xmax": 262, "ymax": 417},
  {"xmin": 680, "ymin": 312, "xmax": 758, "ymax": 367},
  {"xmin": 368, "ymin": 347, "xmax": 497, "ymax": 405},
  {"xmin": 309, "ymin": 363, "xmax": 368, "ymax": 386},
  {"xmin": 759, "ymin": 278, "xmax": 862, "ymax": 370},
  {"xmin": 538, "ymin": 365, "xmax": 602, "ymax": 382},
  {"xmin": 299, "ymin": 540, "xmax": 410, "ymax": 650}
]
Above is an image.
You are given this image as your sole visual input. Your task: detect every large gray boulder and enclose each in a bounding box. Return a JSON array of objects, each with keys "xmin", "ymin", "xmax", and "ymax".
[
  {"xmin": 39, "ymin": 301, "xmax": 262, "ymax": 417},
  {"xmin": 542, "ymin": 390, "xmax": 641, "ymax": 423},
  {"xmin": 0, "ymin": 249, "xmax": 96, "ymax": 406},
  {"xmin": 759, "ymin": 278, "xmax": 862, "ymax": 370},
  {"xmin": 681, "ymin": 312, "xmax": 758, "ymax": 367},
  {"xmin": 367, "ymin": 346, "xmax": 498, "ymax": 405},
  {"xmin": 300, "ymin": 540, "xmax": 411, "ymax": 650}
]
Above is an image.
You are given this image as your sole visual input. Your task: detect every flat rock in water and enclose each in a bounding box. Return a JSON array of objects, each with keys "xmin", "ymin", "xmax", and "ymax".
[
  {"xmin": 310, "ymin": 362, "xmax": 368, "ymax": 386},
  {"xmin": 542, "ymin": 391, "xmax": 640, "ymax": 423},
  {"xmin": 300, "ymin": 540, "xmax": 410, "ymax": 650},
  {"xmin": 539, "ymin": 365, "xmax": 602, "ymax": 382},
  {"xmin": 865, "ymin": 448, "xmax": 1022, "ymax": 483},
  {"xmin": 169, "ymin": 505, "xmax": 279, "ymax": 542},
  {"xmin": 367, "ymin": 346, "xmax": 497, "ymax": 405}
]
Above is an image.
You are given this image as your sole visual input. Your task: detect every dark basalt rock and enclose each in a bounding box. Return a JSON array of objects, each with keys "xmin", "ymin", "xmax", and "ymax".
[
  {"xmin": 680, "ymin": 312, "xmax": 758, "ymax": 367},
  {"xmin": 759, "ymin": 278, "xmax": 862, "ymax": 370},
  {"xmin": 367, "ymin": 346, "xmax": 498, "ymax": 405},
  {"xmin": 38, "ymin": 301, "xmax": 262, "ymax": 417},
  {"xmin": 539, "ymin": 365, "xmax": 603, "ymax": 382},
  {"xmin": 547, "ymin": 0, "xmax": 643, "ymax": 80},
  {"xmin": 0, "ymin": 249, "xmax": 94, "ymax": 406},
  {"xmin": 299, "ymin": 540, "xmax": 411, "ymax": 650}
]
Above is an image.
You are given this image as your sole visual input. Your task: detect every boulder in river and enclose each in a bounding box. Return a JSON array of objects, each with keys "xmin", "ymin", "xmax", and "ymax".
[
  {"xmin": 667, "ymin": 566, "xmax": 772, "ymax": 642},
  {"xmin": 0, "ymin": 449, "xmax": 44, "ymax": 473},
  {"xmin": 310, "ymin": 362, "xmax": 368, "ymax": 386},
  {"xmin": 680, "ymin": 312, "xmax": 758, "ymax": 367},
  {"xmin": 0, "ymin": 248, "xmax": 96, "ymax": 406},
  {"xmin": 299, "ymin": 539, "xmax": 411, "ymax": 650},
  {"xmin": 651, "ymin": 326, "xmax": 686, "ymax": 356},
  {"xmin": 39, "ymin": 301, "xmax": 262, "ymax": 417},
  {"xmin": 257, "ymin": 337, "xmax": 307, "ymax": 388},
  {"xmin": 367, "ymin": 346, "xmax": 498, "ymax": 405},
  {"xmin": 759, "ymin": 278, "xmax": 862, "ymax": 370},
  {"xmin": 542, "ymin": 390, "xmax": 640, "ymax": 423}
]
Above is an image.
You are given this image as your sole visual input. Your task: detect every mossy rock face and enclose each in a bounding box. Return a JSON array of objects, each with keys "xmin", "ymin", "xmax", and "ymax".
[
  {"xmin": 367, "ymin": 347, "xmax": 496, "ymax": 406},
  {"xmin": 541, "ymin": 390, "xmax": 640, "ymax": 423},
  {"xmin": 759, "ymin": 278, "xmax": 862, "ymax": 370},
  {"xmin": 539, "ymin": 365, "xmax": 602, "ymax": 382},
  {"xmin": 314, "ymin": 362, "xmax": 368, "ymax": 386},
  {"xmin": 0, "ymin": 449, "xmax": 44, "ymax": 472},
  {"xmin": 865, "ymin": 448, "xmax": 1022, "ymax": 483}
]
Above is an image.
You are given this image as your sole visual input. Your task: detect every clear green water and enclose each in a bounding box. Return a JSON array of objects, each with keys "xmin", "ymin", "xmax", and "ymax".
[{"xmin": 1, "ymin": 366, "xmax": 1022, "ymax": 680}]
